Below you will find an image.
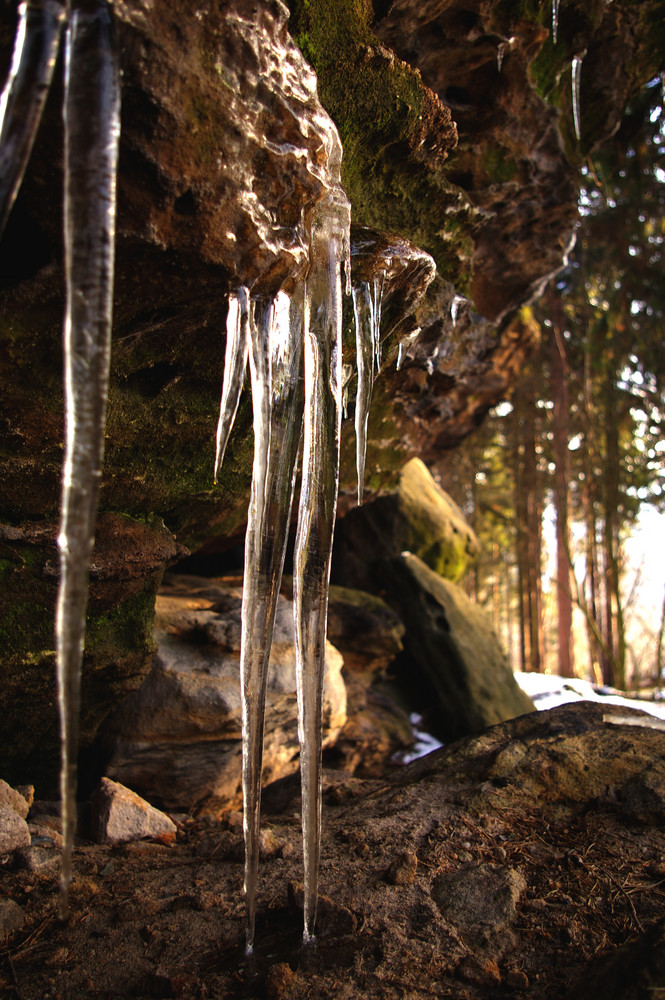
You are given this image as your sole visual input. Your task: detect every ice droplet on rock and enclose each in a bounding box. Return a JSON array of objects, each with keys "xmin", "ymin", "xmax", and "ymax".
[
  {"xmin": 0, "ymin": 0, "xmax": 66, "ymax": 236},
  {"xmin": 56, "ymin": 0, "xmax": 120, "ymax": 920}
]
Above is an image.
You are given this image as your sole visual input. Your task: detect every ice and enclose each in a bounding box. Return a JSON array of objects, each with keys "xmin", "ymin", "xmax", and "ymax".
[
  {"xmin": 396, "ymin": 341, "xmax": 404, "ymax": 371},
  {"xmin": 450, "ymin": 293, "xmax": 466, "ymax": 328},
  {"xmin": 552, "ymin": 0, "xmax": 560, "ymax": 45},
  {"xmin": 293, "ymin": 188, "xmax": 349, "ymax": 943},
  {"xmin": 239, "ymin": 290, "xmax": 305, "ymax": 953},
  {"xmin": 0, "ymin": 0, "xmax": 66, "ymax": 236},
  {"xmin": 56, "ymin": 0, "xmax": 120, "ymax": 919},
  {"xmin": 352, "ymin": 275, "xmax": 384, "ymax": 505},
  {"xmin": 572, "ymin": 55, "xmax": 583, "ymax": 142},
  {"xmin": 214, "ymin": 288, "xmax": 250, "ymax": 482}
]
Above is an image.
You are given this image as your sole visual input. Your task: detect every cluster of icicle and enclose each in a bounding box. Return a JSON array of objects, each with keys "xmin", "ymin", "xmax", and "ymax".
[
  {"xmin": 0, "ymin": 0, "xmax": 120, "ymax": 921},
  {"xmin": 0, "ymin": 0, "xmax": 395, "ymax": 952},
  {"xmin": 214, "ymin": 207, "xmax": 397, "ymax": 950}
]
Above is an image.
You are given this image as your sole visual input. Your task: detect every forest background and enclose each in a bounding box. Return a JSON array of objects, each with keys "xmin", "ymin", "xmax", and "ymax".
[{"xmin": 439, "ymin": 75, "xmax": 665, "ymax": 692}]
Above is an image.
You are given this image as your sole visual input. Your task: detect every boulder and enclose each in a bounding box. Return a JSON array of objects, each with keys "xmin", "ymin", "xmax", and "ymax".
[
  {"xmin": 333, "ymin": 457, "xmax": 480, "ymax": 592},
  {"xmin": 384, "ymin": 552, "xmax": 534, "ymax": 741},
  {"xmin": 98, "ymin": 575, "xmax": 347, "ymax": 812},
  {"xmin": 90, "ymin": 778, "xmax": 177, "ymax": 845}
]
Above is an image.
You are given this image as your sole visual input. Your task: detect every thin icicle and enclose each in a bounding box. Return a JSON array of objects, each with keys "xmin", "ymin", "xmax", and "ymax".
[
  {"xmin": 352, "ymin": 275, "xmax": 384, "ymax": 505},
  {"xmin": 352, "ymin": 283, "xmax": 374, "ymax": 506},
  {"xmin": 396, "ymin": 341, "xmax": 404, "ymax": 371},
  {"xmin": 552, "ymin": 0, "xmax": 560, "ymax": 44},
  {"xmin": 214, "ymin": 288, "xmax": 249, "ymax": 481},
  {"xmin": 0, "ymin": 0, "xmax": 66, "ymax": 237},
  {"xmin": 373, "ymin": 272, "xmax": 385, "ymax": 373},
  {"xmin": 497, "ymin": 41, "xmax": 507, "ymax": 73},
  {"xmin": 572, "ymin": 54, "xmax": 583, "ymax": 142},
  {"xmin": 56, "ymin": 0, "xmax": 120, "ymax": 920},
  {"xmin": 293, "ymin": 188, "xmax": 349, "ymax": 944},
  {"xmin": 240, "ymin": 290, "xmax": 305, "ymax": 954}
]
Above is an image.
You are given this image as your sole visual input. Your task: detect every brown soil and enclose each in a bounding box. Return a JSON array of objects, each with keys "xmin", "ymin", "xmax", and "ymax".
[{"xmin": 3, "ymin": 703, "xmax": 665, "ymax": 999}]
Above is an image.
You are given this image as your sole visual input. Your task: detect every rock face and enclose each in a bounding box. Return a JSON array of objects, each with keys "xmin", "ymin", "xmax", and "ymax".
[
  {"xmin": 333, "ymin": 457, "xmax": 481, "ymax": 590},
  {"xmin": 4, "ymin": 703, "xmax": 665, "ymax": 998},
  {"xmin": 98, "ymin": 574, "xmax": 347, "ymax": 812}
]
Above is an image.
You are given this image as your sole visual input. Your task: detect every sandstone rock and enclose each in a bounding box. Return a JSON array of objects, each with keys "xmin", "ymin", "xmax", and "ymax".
[
  {"xmin": 0, "ymin": 779, "xmax": 29, "ymax": 819},
  {"xmin": 98, "ymin": 575, "xmax": 346, "ymax": 812},
  {"xmin": 433, "ymin": 864, "xmax": 527, "ymax": 956},
  {"xmin": 90, "ymin": 778, "xmax": 177, "ymax": 845},
  {"xmin": 333, "ymin": 457, "xmax": 480, "ymax": 591},
  {"xmin": 0, "ymin": 897, "xmax": 24, "ymax": 940},
  {"xmin": 326, "ymin": 584, "xmax": 405, "ymax": 674},
  {"xmin": 384, "ymin": 552, "xmax": 535, "ymax": 741},
  {"xmin": 0, "ymin": 806, "xmax": 31, "ymax": 853}
]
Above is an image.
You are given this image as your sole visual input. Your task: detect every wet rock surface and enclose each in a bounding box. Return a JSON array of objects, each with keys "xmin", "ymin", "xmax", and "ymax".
[{"xmin": 2, "ymin": 703, "xmax": 665, "ymax": 998}]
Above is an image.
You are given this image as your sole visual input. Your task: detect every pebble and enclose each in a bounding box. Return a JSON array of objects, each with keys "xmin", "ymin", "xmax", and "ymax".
[
  {"xmin": 90, "ymin": 778, "xmax": 177, "ymax": 845},
  {"xmin": 0, "ymin": 897, "xmax": 25, "ymax": 940}
]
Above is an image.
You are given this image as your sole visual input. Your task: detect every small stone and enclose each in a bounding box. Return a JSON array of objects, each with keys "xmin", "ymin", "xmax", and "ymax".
[
  {"xmin": 265, "ymin": 962, "xmax": 297, "ymax": 1000},
  {"xmin": 15, "ymin": 785, "xmax": 34, "ymax": 810},
  {"xmin": 457, "ymin": 956, "xmax": 502, "ymax": 986},
  {"xmin": 0, "ymin": 806, "xmax": 31, "ymax": 853},
  {"xmin": 386, "ymin": 850, "xmax": 418, "ymax": 885},
  {"xmin": 505, "ymin": 968, "xmax": 529, "ymax": 989},
  {"xmin": 0, "ymin": 897, "xmax": 25, "ymax": 940},
  {"xmin": 90, "ymin": 778, "xmax": 177, "ymax": 845},
  {"xmin": 0, "ymin": 779, "xmax": 29, "ymax": 819}
]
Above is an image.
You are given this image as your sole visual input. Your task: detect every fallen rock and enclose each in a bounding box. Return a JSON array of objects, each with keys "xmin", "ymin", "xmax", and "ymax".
[
  {"xmin": 0, "ymin": 806, "xmax": 31, "ymax": 853},
  {"xmin": 98, "ymin": 575, "xmax": 346, "ymax": 812},
  {"xmin": 90, "ymin": 778, "xmax": 177, "ymax": 845},
  {"xmin": 325, "ymin": 585, "xmax": 405, "ymax": 674},
  {"xmin": 385, "ymin": 552, "xmax": 535, "ymax": 740},
  {"xmin": 333, "ymin": 457, "xmax": 481, "ymax": 591}
]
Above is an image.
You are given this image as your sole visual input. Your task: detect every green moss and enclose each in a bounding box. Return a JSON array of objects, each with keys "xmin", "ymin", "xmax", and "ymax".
[
  {"xmin": 482, "ymin": 147, "xmax": 519, "ymax": 185},
  {"xmin": 286, "ymin": 0, "xmax": 474, "ymax": 283}
]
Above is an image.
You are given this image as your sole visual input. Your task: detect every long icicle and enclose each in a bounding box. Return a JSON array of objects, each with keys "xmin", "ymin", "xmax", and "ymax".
[
  {"xmin": 240, "ymin": 290, "xmax": 305, "ymax": 954},
  {"xmin": 0, "ymin": 0, "xmax": 66, "ymax": 237},
  {"xmin": 352, "ymin": 283, "xmax": 375, "ymax": 506},
  {"xmin": 352, "ymin": 276, "xmax": 384, "ymax": 505},
  {"xmin": 294, "ymin": 190, "xmax": 348, "ymax": 944},
  {"xmin": 572, "ymin": 54, "xmax": 583, "ymax": 142},
  {"xmin": 57, "ymin": 0, "xmax": 120, "ymax": 920},
  {"xmin": 214, "ymin": 287, "xmax": 250, "ymax": 482}
]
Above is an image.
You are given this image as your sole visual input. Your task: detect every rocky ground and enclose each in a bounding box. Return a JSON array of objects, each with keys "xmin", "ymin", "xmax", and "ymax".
[{"xmin": 3, "ymin": 702, "xmax": 665, "ymax": 999}]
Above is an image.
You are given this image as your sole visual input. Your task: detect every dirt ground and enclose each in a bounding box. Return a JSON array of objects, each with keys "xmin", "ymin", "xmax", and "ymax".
[{"xmin": 3, "ymin": 702, "xmax": 665, "ymax": 999}]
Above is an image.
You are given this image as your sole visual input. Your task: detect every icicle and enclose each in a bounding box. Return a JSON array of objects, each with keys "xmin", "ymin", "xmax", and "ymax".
[
  {"xmin": 240, "ymin": 290, "xmax": 305, "ymax": 954},
  {"xmin": 572, "ymin": 54, "xmax": 583, "ymax": 142},
  {"xmin": 450, "ymin": 293, "xmax": 466, "ymax": 328},
  {"xmin": 0, "ymin": 0, "xmax": 66, "ymax": 237},
  {"xmin": 293, "ymin": 187, "xmax": 349, "ymax": 944},
  {"xmin": 352, "ymin": 275, "xmax": 384, "ymax": 505},
  {"xmin": 373, "ymin": 272, "xmax": 385, "ymax": 374},
  {"xmin": 396, "ymin": 341, "xmax": 404, "ymax": 371},
  {"xmin": 56, "ymin": 0, "xmax": 120, "ymax": 920},
  {"xmin": 497, "ymin": 41, "xmax": 507, "ymax": 73},
  {"xmin": 214, "ymin": 288, "xmax": 250, "ymax": 481},
  {"xmin": 552, "ymin": 0, "xmax": 560, "ymax": 44}
]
